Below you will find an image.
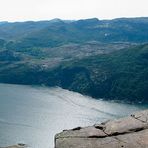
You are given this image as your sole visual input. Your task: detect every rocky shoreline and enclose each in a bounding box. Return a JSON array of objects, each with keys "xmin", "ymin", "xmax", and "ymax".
[{"xmin": 55, "ymin": 109, "xmax": 148, "ymax": 148}]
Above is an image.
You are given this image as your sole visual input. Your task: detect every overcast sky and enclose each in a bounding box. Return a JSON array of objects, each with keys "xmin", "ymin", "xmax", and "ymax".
[{"xmin": 0, "ymin": 0, "xmax": 147, "ymax": 22}]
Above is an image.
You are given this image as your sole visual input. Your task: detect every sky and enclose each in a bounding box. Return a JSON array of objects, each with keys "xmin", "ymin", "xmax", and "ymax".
[{"xmin": 0, "ymin": 0, "xmax": 147, "ymax": 22}]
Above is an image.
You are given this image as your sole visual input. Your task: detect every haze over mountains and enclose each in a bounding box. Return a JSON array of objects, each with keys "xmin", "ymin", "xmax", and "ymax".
[
  {"xmin": 0, "ymin": 17, "xmax": 148, "ymax": 103},
  {"xmin": 0, "ymin": 17, "xmax": 148, "ymax": 46}
]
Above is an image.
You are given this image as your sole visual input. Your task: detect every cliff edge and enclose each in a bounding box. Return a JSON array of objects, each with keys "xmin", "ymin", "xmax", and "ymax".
[
  {"xmin": 55, "ymin": 109, "xmax": 148, "ymax": 148},
  {"xmin": 0, "ymin": 144, "xmax": 27, "ymax": 148}
]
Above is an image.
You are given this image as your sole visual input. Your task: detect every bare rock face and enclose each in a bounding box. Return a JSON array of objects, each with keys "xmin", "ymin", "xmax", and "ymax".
[{"xmin": 55, "ymin": 110, "xmax": 148, "ymax": 148}]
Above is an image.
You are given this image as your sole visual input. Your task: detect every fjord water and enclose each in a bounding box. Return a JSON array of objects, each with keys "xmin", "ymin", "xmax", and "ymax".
[{"xmin": 0, "ymin": 83, "xmax": 147, "ymax": 148}]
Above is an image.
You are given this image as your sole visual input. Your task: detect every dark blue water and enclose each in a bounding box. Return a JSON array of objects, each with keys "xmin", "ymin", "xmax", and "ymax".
[{"xmin": 0, "ymin": 83, "xmax": 147, "ymax": 148}]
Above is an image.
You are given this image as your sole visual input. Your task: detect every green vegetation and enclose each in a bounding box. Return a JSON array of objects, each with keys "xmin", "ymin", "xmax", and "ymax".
[
  {"xmin": 0, "ymin": 17, "xmax": 148, "ymax": 49},
  {"xmin": 57, "ymin": 44, "xmax": 148, "ymax": 103},
  {"xmin": 0, "ymin": 44, "xmax": 148, "ymax": 103}
]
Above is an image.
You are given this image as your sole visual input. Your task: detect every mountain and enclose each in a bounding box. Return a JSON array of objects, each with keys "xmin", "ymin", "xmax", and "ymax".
[
  {"xmin": 0, "ymin": 17, "xmax": 148, "ymax": 103},
  {"xmin": 0, "ymin": 17, "xmax": 148, "ymax": 49}
]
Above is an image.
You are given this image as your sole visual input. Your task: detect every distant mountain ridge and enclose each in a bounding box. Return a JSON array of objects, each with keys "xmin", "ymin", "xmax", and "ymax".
[{"xmin": 0, "ymin": 17, "xmax": 148, "ymax": 49}]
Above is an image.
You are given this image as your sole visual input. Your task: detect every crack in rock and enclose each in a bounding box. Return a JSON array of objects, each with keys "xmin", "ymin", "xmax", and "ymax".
[{"xmin": 131, "ymin": 114, "xmax": 148, "ymax": 123}]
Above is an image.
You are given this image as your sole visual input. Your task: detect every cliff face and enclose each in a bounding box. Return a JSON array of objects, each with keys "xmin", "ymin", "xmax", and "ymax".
[{"xmin": 55, "ymin": 110, "xmax": 148, "ymax": 148}]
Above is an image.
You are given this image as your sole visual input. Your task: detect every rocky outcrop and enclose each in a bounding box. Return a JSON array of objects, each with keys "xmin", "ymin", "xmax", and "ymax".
[
  {"xmin": 55, "ymin": 110, "xmax": 148, "ymax": 148},
  {"xmin": 0, "ymin": 143, "xmax": 27, "ymax": 148}
]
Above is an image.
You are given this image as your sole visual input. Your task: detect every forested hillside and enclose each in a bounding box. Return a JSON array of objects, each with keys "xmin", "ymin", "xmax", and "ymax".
[{"xmin": 0, "ymin": 17, "xmax": 148, "ymax": 103}]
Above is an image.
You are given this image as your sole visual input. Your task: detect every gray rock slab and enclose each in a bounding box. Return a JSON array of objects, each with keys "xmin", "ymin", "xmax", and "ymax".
[{"xmin": 55, "ymin": 110, "xmax": 148, "ymax": 148}]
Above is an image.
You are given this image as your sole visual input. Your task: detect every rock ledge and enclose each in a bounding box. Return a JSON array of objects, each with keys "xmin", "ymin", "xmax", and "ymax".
[
  {"xmin": 0, "ymin": 143, "xmax": 27, "ymax": 148},
  {"xmin": 55, "ymin": 110, "xmax": 148, "ymax": 148}
]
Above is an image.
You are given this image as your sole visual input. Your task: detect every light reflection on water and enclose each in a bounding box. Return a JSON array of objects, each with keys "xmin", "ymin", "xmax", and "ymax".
[{"xmin": 0, "ymin": 83, "xmax": 147, "ymax": 148}]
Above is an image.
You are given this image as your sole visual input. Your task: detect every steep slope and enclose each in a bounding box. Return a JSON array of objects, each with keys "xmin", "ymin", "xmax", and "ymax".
[
  {"xmin": 0, "ymin": 43, "xmax": 148, "ymax": 103},
  {"xmin": 54, "ymin": 44, "xmax": 148, "ymax": 103}
]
